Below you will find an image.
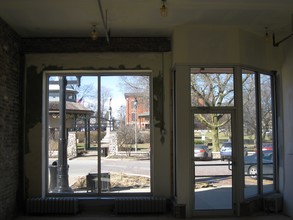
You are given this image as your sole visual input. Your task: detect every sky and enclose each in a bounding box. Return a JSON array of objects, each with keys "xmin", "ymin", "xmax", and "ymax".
[
  {"xmin": 79, "ymin": 76, "xmax": 125, "ymax": 117},
  {"xmin": 49, "ymin": 74, "xmax": 145, "ymax": 118}
]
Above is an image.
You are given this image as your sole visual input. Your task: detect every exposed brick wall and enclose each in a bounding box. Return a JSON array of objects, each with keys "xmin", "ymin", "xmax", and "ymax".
[{"xmin": 0, "ymin": 17, "xmax": 22, "ymax": 220}]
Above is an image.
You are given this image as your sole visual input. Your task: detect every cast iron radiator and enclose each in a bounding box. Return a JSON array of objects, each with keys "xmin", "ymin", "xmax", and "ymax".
[
  {"xmin": 26, "ymin": 197, "xmax": 79, "ymax": 215},
  {"xmin": 114, "ymin": 196, "xmax": 167, "ymax": 214}
]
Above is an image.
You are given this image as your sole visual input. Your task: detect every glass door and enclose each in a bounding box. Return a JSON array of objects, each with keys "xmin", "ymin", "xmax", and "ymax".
[{"xmin": 193, "ymin": 112, "xmax": 234, "ymax": 211}]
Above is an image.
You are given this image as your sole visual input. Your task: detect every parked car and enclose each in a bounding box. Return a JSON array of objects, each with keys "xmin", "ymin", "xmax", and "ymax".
[
  {"xmin": 254, "ymin": 143, "xmax": 273, "ymax": 153},
  {"xmin": 262, "ymin": 143, "xmax": 273, "ymax": 151},
  {"xmin": 220, "ymin": 142, "xmax": 232, "ymax": 161},
  {"xmin": 220, "ymin": 141, "xmax": 248, "ymax": 161},
  {"xmin": 244, "ymin": 150, "xmax": 273, "ymax": 179},
  {"xmin": 194, "ymin": 144, "xmax": 213, "ymax": 160}
]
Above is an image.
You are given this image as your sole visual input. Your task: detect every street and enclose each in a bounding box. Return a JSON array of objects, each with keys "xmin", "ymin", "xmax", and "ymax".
[
  {"xmin": 48, "ymin": 156, "xmax": 271, "ymax": 194},
  {"xmin": 49, "ymin": 156, "xmax": 151, "ymax": 187},
  {"xmin": 63, "ymin": 157, "xmax": 233, "ymax": 185},
  {"xmin": 59, "ymin": 157, "xmax": 233, "ymax": 179},
  {"xmin": 49, "ymin": 156, "xmax": 255, "ymax": 192}
]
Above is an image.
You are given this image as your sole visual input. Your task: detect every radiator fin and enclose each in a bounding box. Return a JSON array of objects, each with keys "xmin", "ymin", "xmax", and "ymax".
[
  {"xmin": 114, "ymin": 197, "xmax": 166, "ymax": 214},
  {"xmin": 263, "ymin": 193, "xmax": 283, "ymax": 213},
  {"xmin": 26, "ymin": 197, "xmax": 79, "ymax": 215}
]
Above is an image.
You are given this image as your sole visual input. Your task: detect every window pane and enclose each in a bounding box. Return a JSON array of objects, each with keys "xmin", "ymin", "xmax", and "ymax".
[
  {"xmin": 194, "ymin": 113, "xmax": 233, "ymax": 210},
  {"xmin": 242, "ymin": 70, "xmax": 259, "ymax": 198},
  {"xmin": 260, "ymin": 74, "xmax": 275, "ymax": 194},
  {"xmin": 47, "ymin": 75, "xmax": 98, "ymax": 194},
  {"xmin": 46, "ymin": 74, "xmax": 151, "ymax": 194},
  {"xmin": 101, "ymin": 75, "xmax": 151, "ymax": 193},
  {"xmin": 190, "ymin": 67, "xmax": 234, "ymax": 107},
  {"xmin": 242, "ymin": 70, "xmax": 276, "ymax": 198}
]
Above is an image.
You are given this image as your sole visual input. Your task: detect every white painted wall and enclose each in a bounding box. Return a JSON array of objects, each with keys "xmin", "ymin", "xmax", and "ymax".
[
  {"xmin": 173, "ymin": 65, "xmax": 194, "ymax": 217},
  {"xmin": 172, "ymin": 25, "xmax": 281, "ymax": 70},
  {"xmin": 171, "ymin": 25, "xmax": 288, "ymax": 217},
  {"xmin": 172, "ymin": 25, "xmax": 240, "ymax": 65},
  {"xmin": 280, "ymin": 40, "xmax": 293, "ymax": 216},
  {"xmin": 25, "ymin": 52, "xmax": 172, "ymax": 197}
]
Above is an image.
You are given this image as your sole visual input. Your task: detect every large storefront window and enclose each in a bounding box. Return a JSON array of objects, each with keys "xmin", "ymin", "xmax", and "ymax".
[
  {"xmin": 189, "ymin": 66, "xmax": 277, "ymax": 213},
  {"xmin": 43, "ymin": 71, "xmax": 152, "ymax": 195},
  {"xmin": 242, "ymin": 70, "xmax": 276, "ymax": 198}
]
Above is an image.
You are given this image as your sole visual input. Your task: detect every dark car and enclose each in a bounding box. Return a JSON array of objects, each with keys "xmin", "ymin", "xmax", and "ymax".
[
  {"xmin": 194, "ymin": 144, "xmax": 213, "ymax": 160},
  {"xmin": 220, "ymin": 142, "xmax": 248, "ymax": 161},
  {"xmin": 244, "ymin": 150, "xmax": 273, "ymax": 179}
]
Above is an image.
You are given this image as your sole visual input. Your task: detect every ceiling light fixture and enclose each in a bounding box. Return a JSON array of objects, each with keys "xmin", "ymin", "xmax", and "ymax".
[
  {"xmin": 264, "ymin": 27, "xmax": 270, "ymax": 41},
  {"xmin": 91, "ymin": 24, "xmax": 98, "ymax": 40},
  {"xmin": 160, "ymin": 0, "xmax": 168, "ymax": 17}
]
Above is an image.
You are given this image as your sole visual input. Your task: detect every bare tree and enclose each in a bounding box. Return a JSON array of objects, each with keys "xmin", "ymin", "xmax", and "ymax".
[
  {"xmin": 100, "ymin": 86, "xmax": 112, "ymax": 117},
  {"xmin": 75, "ymin": 83, "xmax": 96, "ymax": 101},
  {"xmin": 242, "ymin": 73, "xmax": 273, "ymax": 142},
  {"xmin": 119, "ymin": 75, "xmax": 149, "ymax": 93},
  {"xmin": 119, "ymin": 75, "xmax": 150, "ymax": 110},
  {"xmin": 116, "ymin": 124, "xmax": 138, "ymax": 156},
  {"xmin": 116, "ymin": 105, "xmax": 126, "ymax": 129},
  {"xmin": 191, "ymin": 73, "xmax": 235, "ymax": 151},
  {"xmin": 193, "ymin": 70, "xmax": 273, "ymax": 151},
  {"xmin": 242, "ymin": 74, "xmax": 257, "ymax": 141},
  {"xmin": 260, "ymin": 75, "xmax": 273, "ymax": 141}
]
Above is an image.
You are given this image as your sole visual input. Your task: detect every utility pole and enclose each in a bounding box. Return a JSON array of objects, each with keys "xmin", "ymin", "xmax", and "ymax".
[{"xmin": 134, "ymin": 98, "xmax": 138, "ymax": 152}]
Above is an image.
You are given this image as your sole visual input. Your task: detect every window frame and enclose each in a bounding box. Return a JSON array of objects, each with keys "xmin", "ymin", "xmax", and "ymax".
[
  {"xmin": 188, "ymin": 65, "xmax": 278, "ymax": 210},
  {"xmin": 42, "ymin": 70, "xmax": 153, "ymax": 197},
  {"xmin": 240, "ymin": 67, "xmax": 278, "ymax": 197}
]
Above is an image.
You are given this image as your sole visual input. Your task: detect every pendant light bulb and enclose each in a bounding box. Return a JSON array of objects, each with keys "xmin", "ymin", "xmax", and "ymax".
[
  {"xmin": 264, "ymin": 27, "xmax": 270, "ymax": 41},
  {"xmin": 160, "ymin": 0, "xmax": 168, "ymax": 17},
  {"xmin": 91, "ymin": 25, "xmax": 98, "ymax": 40}
]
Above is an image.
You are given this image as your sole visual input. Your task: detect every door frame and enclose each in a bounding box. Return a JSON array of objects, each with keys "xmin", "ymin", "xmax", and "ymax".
[
  {"xmin": 192, "ymin": 108, "xmax": 240, "ymax": 216},
  {"xmin": 173, "ymin": 64, "xmax": 247, "ymax": 217}
]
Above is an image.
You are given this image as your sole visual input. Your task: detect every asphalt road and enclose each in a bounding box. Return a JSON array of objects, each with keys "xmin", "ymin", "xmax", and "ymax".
[
  {"xmin": 49, "ymin": 156, "xmax": 151, "ymax": 185},
  {"xmin": 49, "ymin": 157, "xmax": 234, "ymax": 187}
]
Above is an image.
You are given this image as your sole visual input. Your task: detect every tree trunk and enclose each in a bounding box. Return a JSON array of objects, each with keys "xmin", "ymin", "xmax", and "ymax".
[{"xmin": 211, "ymin": 127, "xmax": 220, "ymax": 151}]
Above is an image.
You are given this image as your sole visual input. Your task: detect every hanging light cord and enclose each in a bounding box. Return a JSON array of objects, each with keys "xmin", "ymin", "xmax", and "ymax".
[
  {"xmin": 97, "ymin": 0, "xmax": 110, "ymax": 43},
  {"xmin": 272, "ymin": 14, "xmax": 293, "ymax": 47}
]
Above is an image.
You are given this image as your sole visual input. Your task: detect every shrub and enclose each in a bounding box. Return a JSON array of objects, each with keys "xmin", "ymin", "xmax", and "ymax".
[
  {"xmin": 76, "ymin": 131, "xmax": 106, "ymax": 143},
  {"xmin": 194, "ymin": 140, "xmax": 205, "ymax": 144},
  {"xmin": 48, "ymin": 138, "xmax": 58, "ymax": 157}
]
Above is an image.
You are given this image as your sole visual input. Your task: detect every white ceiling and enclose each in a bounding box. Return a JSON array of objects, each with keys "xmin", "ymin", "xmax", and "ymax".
[{"xmin": 0, "ymin": 0, "xmax": 292, "ymax": 38}]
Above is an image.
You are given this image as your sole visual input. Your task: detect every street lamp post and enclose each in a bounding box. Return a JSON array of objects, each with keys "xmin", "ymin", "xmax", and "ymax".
[
  {"xmin": 109, "ymin": 97, "xmax": 112, "ymax": 131},
  {"xmin": 134, "ymin": 98, "xmax": 138, "ymax": 152},
  {"xmin": 53, "ymin": 76, "xmax": 73, "ymax": 193}
]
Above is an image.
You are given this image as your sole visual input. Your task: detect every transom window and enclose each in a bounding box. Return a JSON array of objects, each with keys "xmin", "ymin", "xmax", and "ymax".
[{"xmin": 190, "ymin": 67, "xmax": 234, "ymax": 107}]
